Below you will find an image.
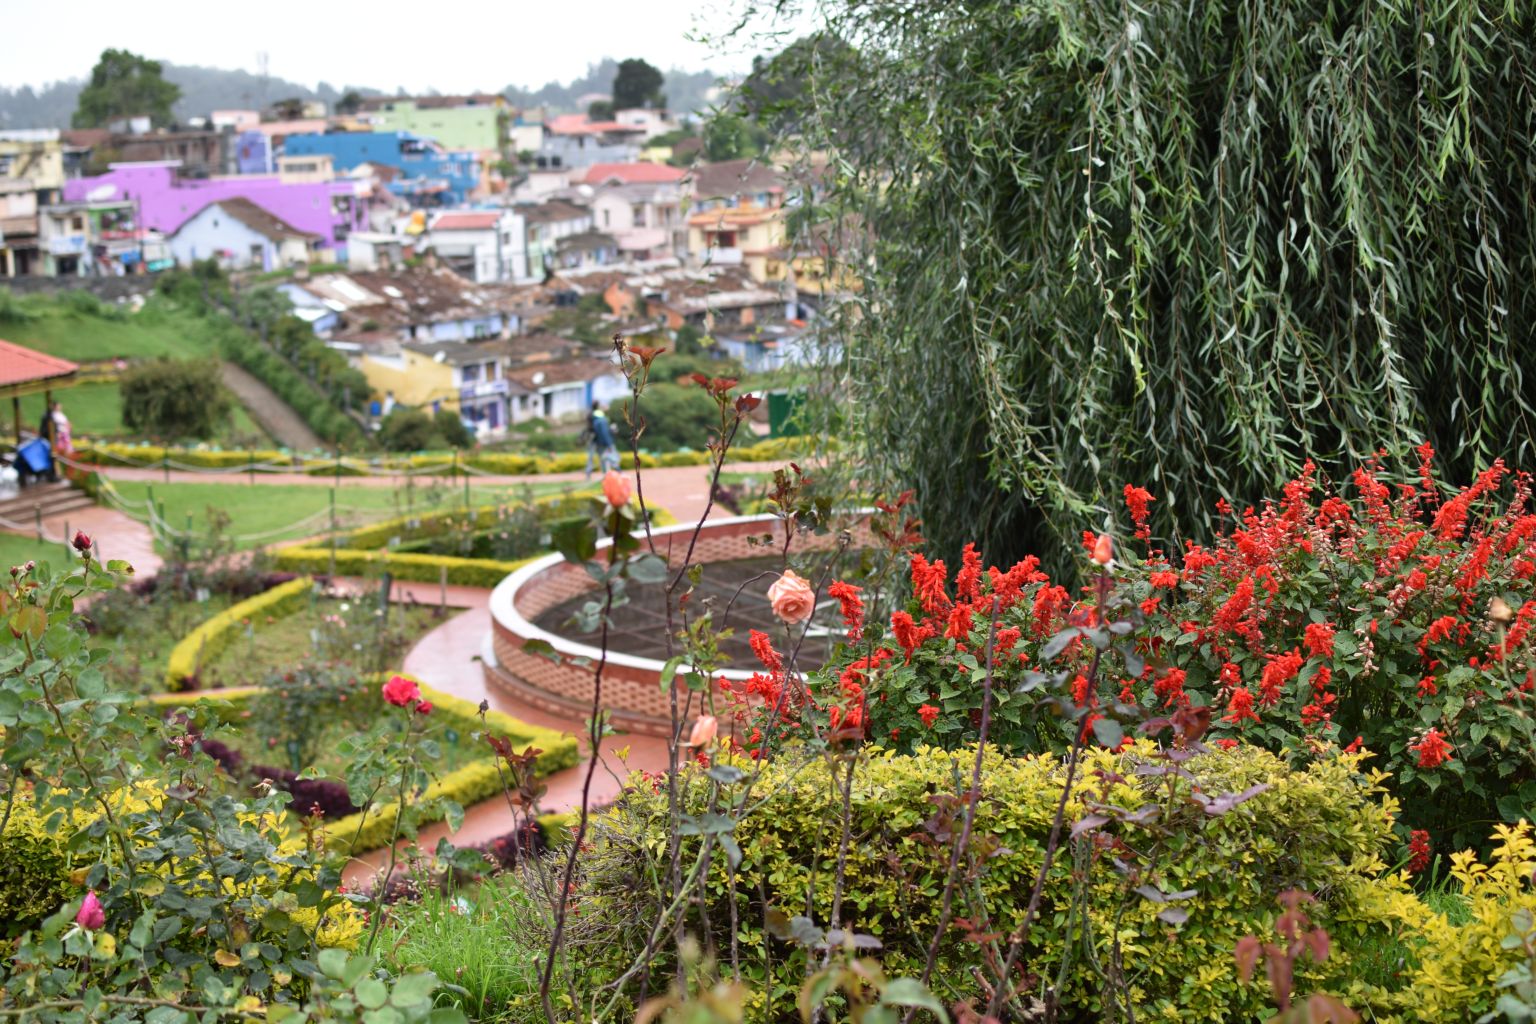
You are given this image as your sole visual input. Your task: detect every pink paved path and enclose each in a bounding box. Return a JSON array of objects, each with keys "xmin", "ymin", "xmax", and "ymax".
[{"xmin": 78, "ymin": 461, "xmax": 784, "ymax": 528}]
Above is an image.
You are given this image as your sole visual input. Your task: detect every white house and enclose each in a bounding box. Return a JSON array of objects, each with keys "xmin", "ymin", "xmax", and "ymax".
[
  {"xmin": 583, "ymin": 163, "xmax": 687, "ymax": 260},
  {"xmin": 505, "ymin": 356, "xmax": 627, "ymax": 424},
  {"xmin": 423, "ymin": 209, "xmax": 530, "ymax": 283},
  {"xmin": 614, "ymin": 108, "xmax": 679, "ymax": 141},
  {"xmin": 169, "ymin": 197, "xmax": 320, "ymax": 271},
  {"xmin": 520, "ymin": 199, "xmax": 593, "ymax": 278},
  {"xmin": 346, "ymin": 231, "xmax": 407, "ymax": 272}
]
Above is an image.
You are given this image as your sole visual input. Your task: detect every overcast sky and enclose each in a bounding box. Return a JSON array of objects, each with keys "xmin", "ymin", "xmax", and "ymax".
[{"xmin": 0, "ymin": 0, "xmax": 813, "ymax": 92}]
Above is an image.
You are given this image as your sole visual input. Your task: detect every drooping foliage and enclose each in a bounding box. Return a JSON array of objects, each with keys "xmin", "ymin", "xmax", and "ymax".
[{"xmin": 760, "ymin": 1, "xmax": 1536, "ymax": 568}]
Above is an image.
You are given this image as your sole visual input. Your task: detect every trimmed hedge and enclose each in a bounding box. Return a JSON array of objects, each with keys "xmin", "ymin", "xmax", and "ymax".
[
  {"xmin": 163, "ymin": 576, "xmax": 315, "ymax": 690},
  {"xmin": 72, "ymin": 437, "xmax": 808, "ymax": 475},
  {"xmin": 272, "ymin": 496, "xmax": 676, "ymax": 587},
  {"xmin": 585, "ymin": 744, "xmax": 1437, "ymax": 1022},
  {"xmin": 150, "ymin": 681, "xmax": 580, "ymax": 856},
  {"xmin": 273, "ymin": 548, "xmax": 541, "ymax": 589}
]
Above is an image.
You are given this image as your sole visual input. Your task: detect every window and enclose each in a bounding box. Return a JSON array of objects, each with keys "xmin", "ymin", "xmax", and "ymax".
[
  {"xmin": 461, "ymin": 363, "xmax": 480, "ymax": 383},
  {"xmin": 71, "ymin": 216, "xmax": 85, "ymax": 232},
  {"xmin": 632, "ymin": 205, "xmax": 645, "ymax": 227},
  {"xmin": 602, "ymin": 209, "xmax": 611, "ymax": 228},
  {"xmin": 484, "ymin": 361, "xmax": 498, "ymax": 380}
]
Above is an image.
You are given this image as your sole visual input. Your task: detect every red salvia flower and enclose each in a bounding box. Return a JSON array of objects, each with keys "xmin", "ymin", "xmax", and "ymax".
[
  {"xmin": 1408, "ymin": 830, "xmax": 1432, "ymax": 873},
  {"xmin": 1124, "ymin": 484, "xmax": 1155, "ymax": 541},
  {"xmin": 826, "ymin": 581, "xmax": 866, "ymax": 643},
  {"xmin": 1222, "ymin": 686, "xmax": 1260, "ymax": 726},
  {"xmin": 1412, "ymin": 728, "xmax": 1453, "ymax": 769},
  {"xmin": 1303, "ymin": 622, "xmax": 1336, "ymax": 659}
]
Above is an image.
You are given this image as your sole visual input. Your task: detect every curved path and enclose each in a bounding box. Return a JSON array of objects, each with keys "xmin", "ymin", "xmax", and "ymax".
[{"xmin": 336, "ymin": 463, "xmax": 761, "ymax": 885}]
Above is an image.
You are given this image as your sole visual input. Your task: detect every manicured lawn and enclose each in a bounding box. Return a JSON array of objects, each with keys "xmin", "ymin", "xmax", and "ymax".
[
  {"xmin": 17, "ymin": 381, "xmax": 272, "ymax": 446},
  {"xmin": 0, "ymin": 532, "xmax": 80, "ymax": 573},
  {"xmin": 107, "ymin": 479, "xmax": 574, "ymax": 549},
  {"xmin": 90, "ymin": 591, "xmax": 242, "ymax": 695},
  {"xmin": 200, "ymin": 600, "xmax": 444, "ymax": 691},
  {"xmin": 1, "ymin": 299, "xmax": 216, "ymax": 362}
]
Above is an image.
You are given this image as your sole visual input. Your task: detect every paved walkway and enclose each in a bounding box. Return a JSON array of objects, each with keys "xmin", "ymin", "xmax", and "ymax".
[
  {"xmin": 83, "ymin": 460, "xmax": 782, "ymax": 527},
  {"xmin": 48, "ymin": 502, "xmax": 162, "ymax": 579},
  {"xmin": 220, "ymin": 362, "xmax": 325, "ymax": 451}
]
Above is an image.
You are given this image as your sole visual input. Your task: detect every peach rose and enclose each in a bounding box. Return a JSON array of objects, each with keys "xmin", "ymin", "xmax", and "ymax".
[
  {"xmin": 1090, "ymin": 533, "xmax": 1113, "ymax": 566},
  {"xmin": 768, "ymin": 570, "xmax": 816, "ymax": 624},
  {"xmin": 603, "ymin": 470, "xmax": 632, "ymax": 508},
  {"xmin": 687, "ymin": 714, "xmax": 718, "ymax": 748}
]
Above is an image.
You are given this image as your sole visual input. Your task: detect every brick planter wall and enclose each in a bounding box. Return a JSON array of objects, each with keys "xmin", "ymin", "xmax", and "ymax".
[{"xmin": 485, "ymin": 513, "xmax": 873, "ymax": 736}]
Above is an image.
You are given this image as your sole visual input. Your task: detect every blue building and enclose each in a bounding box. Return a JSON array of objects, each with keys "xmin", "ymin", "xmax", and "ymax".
[{"xmin": 281, "ymin": 131, "xmax": 481, "ymax": 206}]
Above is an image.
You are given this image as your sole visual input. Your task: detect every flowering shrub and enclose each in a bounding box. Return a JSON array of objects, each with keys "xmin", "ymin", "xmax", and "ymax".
[{"xmin": 788, "ymin": 452, "xmax": 1536, "ymax": 851}]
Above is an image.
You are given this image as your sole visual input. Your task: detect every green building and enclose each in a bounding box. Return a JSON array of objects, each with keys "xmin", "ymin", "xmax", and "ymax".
[{"xmin": 366, "ymin": 94, "xmax": 506, "ymax": 153}]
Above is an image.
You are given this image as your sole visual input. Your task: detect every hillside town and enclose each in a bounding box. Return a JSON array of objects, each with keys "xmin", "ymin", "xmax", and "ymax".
[{"xmin": 0, "ymin": 79, "xmax": 842, "ymax": 437}]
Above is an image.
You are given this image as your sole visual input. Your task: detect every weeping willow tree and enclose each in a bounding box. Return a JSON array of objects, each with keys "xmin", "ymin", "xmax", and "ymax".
[{"xmin": 749, "ymin": 0, "xmax": 1536, "ymax": 568}]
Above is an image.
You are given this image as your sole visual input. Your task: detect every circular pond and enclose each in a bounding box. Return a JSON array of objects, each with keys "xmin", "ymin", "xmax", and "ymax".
[{"xmin": 484, "ymin": 513, "xmax": 874, "ymax": 734}]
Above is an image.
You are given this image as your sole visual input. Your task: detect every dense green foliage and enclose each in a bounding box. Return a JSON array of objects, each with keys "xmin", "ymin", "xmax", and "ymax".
[
  {"xmin": 119, "ymin": 358, "xmax": 234, "ymax": 441},
  {"xmin": 582, "ymin": 745, "xmax": 1473, "ymax": 1021},
  {"xmin": 72, "ymin": 48, "xmax": 180, "ymax": 128},
  {"xmin": 765, "ymin": 0, "xmax": 1536, "ymax": 569},
  {"xmin": 612, "ymin": 58, "xmax": 665, "ymax": 111},
  {"xmin": 617, "ymin": 381, "xmax": 721, "ymax": 452}
]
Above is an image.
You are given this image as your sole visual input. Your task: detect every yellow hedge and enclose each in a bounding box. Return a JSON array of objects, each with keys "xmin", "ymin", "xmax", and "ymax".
[
  {"xmin": 164, "ymin": 576, "xmax": 315, "ymax": 690},
  {"xmin": 318, "ymin": 682, "xmax": 580, "ymax": 855},
  {"xmin": 583, "ymin": 743, "xmax": 1524, "ymax": 1023},
  {"xmin": 272, "ymin": 548, "xmax": 542, "ymax": 589}
]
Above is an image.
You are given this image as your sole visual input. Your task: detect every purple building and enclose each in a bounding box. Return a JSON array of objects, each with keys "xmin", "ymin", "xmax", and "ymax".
[{"xmin": 62, "ymin": 161, "xmax": 366, "ymax": 254}]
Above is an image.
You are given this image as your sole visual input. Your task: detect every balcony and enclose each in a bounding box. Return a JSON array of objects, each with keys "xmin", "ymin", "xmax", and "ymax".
[{"xmin": 703, "ymin": 246, "xmax": 743, "ymax": 265}]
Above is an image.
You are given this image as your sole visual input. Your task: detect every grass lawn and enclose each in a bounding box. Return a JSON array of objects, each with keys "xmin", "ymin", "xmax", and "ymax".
[
  {"xmin": 90, "ymin": 592, "xmax": 242, "ymax": 695},
  {"xmin": 17, "ymin": 381, "xmax": 272, "ymax": 446},
  {"xmin": 106, "ymin": 478, "xmax": 577, "ymax": 549},
  {"xmin": 200, "ymin": 600, "xmax": 444, "ymax": 691},
  {"xmin": 0, "ymin": 297, "xmax": 217, "ymax": 362},
  {"xmin": 0, "ymin": 532, "xmax": 81, "ymax": 572}
]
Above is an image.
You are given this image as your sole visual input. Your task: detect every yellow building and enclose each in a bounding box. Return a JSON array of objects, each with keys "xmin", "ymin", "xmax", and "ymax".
[
  {"xmin": 0, "ymin": 133, "xmax": 66, "ymax": 195},
  {"xmin": 357, "ymin": 344, "xmax": 463, "ymax": 411},
  {"xmin": 686, "ymin": 202, "xmax": 788, "ymax": 283}
]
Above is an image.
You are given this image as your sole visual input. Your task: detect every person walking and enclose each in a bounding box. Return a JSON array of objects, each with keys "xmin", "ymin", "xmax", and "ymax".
[{"xmin": 590, "ymin": 402, "xmax": 620, "ymax": 475}]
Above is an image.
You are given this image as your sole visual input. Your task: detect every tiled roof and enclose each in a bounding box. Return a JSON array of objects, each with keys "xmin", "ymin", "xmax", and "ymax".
[
  {"xmin": 431, "ymin": 211, "xmax": 502, "ymax": 231},
  {"xmin": 505, "ymin": 356, "xmax": 621, "ymax": 389},
  {"xmin": 582, "ymin": 162, "xmax": 687, "ymax": 186},
  {"xmin": 0, "ymin": 339, "xmax": 78, "ymax": 389},
  {"xmin": 202, "ymin": 197, "xmax": 321, "ymax": 242},
  {"xmin": 547, "ymin": 115, "xmax": 647, "ymax": 136},
  {"xmin": 684, "ymin": 159, "xmax": 786, "ymax": 200},
  {"xmin": 519, "ymin": 200, "xmax": 590, "ymax": 224}
]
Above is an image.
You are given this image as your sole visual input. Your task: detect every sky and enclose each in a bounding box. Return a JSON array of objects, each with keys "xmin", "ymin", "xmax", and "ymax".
[{"xmin": 0, "ymin": 0, "xmax": 814, "ymax": 92}]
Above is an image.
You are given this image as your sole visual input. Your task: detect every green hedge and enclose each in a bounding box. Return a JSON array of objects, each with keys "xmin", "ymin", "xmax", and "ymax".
[
  {"xmin": 272, "ymin": 548, "xmax": 541, "ymax": 589},
  {"xmin": 163, "ymin": 576, "xmax": 316, "ymax": 691},
  {"xmin": 148, "ymin": 681, "xmax": 580, "ymax": 856},
  {"xmin": 585, "ymin": 743, "xmax": 1431, "ymax": 1021},
  {"xmin": 73, "ymin": 437, "xmax": 808, "ymax": 474}
]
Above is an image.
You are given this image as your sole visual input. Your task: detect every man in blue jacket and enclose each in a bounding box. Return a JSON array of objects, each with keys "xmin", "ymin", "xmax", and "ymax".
[{"xmin": 587, "ymin": 401, "xmax": 620, "ymax": 477}]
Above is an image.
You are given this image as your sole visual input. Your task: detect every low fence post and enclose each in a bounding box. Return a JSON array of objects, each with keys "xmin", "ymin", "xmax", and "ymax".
[
  {"xmin": 34, "ymin": 504, "xmax": 42, "ymax": 542},
  {"xmin": 249, "ymin": 450, "xmax": 256, "ymax": 486},
  {"xmin": 328, "ymin": 486, "xmax": 337, "ymax": 579},
  {"xmin": 439, "ymin": 563, "xmax": 448, "ymax": 611},
  {"xmin": 163, "ymin": 452, "xmax": 170, "ymax": 484}
]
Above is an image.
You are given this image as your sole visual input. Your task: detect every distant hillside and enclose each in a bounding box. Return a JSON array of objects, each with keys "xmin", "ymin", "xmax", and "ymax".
[
  {"xmin": 504, "ymin": 60, "xmax": 727, "ymax": 117},
  {"xmin": 0, "ymin": 64, "xmax": 383, "ymax": 129},
  {"xmin": 0, "ymin": 59, "xmax": 727, "ymax": 130}
]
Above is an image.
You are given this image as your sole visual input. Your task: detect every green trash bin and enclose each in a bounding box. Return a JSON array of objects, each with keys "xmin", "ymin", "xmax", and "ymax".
[{"xmin": 767, "ymin": 390, "xmax": 807, "ymax": 437}]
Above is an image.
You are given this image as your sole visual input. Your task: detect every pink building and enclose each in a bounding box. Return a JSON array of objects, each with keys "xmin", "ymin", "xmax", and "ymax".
[{"xmin": 62, "ymin": 161, "xmax": 367, "ymax": 252}]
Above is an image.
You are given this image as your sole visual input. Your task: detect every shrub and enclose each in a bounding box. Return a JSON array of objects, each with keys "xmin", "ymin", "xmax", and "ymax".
[
  {"xmin": 379, "ymin": 408, "xmax": 447, "ymax": 452},
  {"xmin": 583, "ymin": 744, "xmax": 1428, "ymax": 1021},
  {"xmin": 797, "ymin": 454, "xmax": 1536, "ymax": 852},
  {"xmin": 617, "ymin": 381, "xmax": 723, "ymax": 453},
  {"xmin": 120, "ymin": 357, "xmax": 235, "ymax": 441},
  {"xmin": 272, "ymin": 547, "xmax": 539, "ymax": 589},
  {"xmin": 0, "ymin": 795, "xmax": 78, "ymax": 937},
  {"xmin": 163, "ymin": 576, "xmax": 315, "ymax": 690},
  {"xmin": 319, "ymin": 683, "xmax": 579, "ymax": 854},
  {"xmin": 433, "ymin": 408, "xmax": 474, "ymax": 449}
]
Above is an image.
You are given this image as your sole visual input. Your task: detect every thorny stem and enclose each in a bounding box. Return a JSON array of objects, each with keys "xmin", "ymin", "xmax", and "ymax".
[
  {"xmin": 540, "ymin": 563, "xmax": 617, "ymax": 1021},
  {"xmin": 985, "ymin": 640, "xmax": 1103, "ymax": 1019},
  {"xmin": 908, "ymin": 597, "xmax": 1001, "ymax": 1018},
  {"xmin": 365, "ymin": 718, "xmax": 418, "ymax": 956}
]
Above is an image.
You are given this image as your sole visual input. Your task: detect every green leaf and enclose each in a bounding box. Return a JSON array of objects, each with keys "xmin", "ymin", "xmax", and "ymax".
[
  {"xmin": 659, "ymin": 655, "xmax": 686, "ymax": 692},
  {"xmin": 355, "ymin": 977, "xmax": 390, "ymax": 1010},
  {"xmin": 626, "ymin": 552, "xmax": 669, "ymax": 584},
  {"xmin": 880, "ymin": 978, "xmax": 950, "ymax": 1021},
  {"xmin": 389, "ymin": 972, "xmax": 439, "ymax": 1008},
  {"xmin": 317, "ymin": 948, "xmax": 349, "ymax": 981}
]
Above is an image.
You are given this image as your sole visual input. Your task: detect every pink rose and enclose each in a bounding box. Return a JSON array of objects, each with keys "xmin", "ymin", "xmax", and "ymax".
[
  {"xmin": 381, "ymin": 674, "xmax": 421, "ymax": 707},
  {"xmin": 687, "ymin": 714, "xmax": 718, "ymax": 748},
  {"xmin": 603, "ymin": 470, "xmax": 632, "ymax": 508},
  {"xmin": 75, "ymin": 890, "xmax": 105, "ymax": 930},
  {"xmin": 768, "ymin": 570, "xmax": 816, "ymax": 624},
  {"xmin": 414, "ymin": 700, "xmax": 433, "ymax": 715}
]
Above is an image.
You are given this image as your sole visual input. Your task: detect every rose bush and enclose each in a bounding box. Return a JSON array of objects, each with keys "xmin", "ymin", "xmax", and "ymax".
[{"xmin": 752, "ymin": 450, "xmax": 1536, "ymax": 853}]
